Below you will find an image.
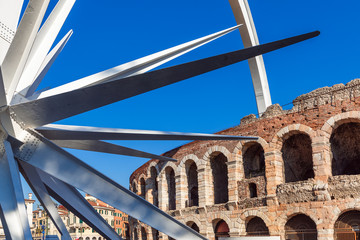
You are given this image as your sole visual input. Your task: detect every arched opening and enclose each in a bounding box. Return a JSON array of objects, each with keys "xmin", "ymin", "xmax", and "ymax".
[
  {"xmin": 331, "ymin": 122, "xmax": 360, "ymax": 176},
  {"xmin": 125, "ymin": 223, "xmax": 130, "ymax": 239},
  {"xmin": 187, "ymin": 221, "xmax": 200, "ymax": 233},
  {"xmin": 186, "ymin": 160, "xmax": 199, "ymax": 207},
  {"xmin": 285, "ymin": 214, "xmax": 317, "ymax": 240},
  {"xmin": 132, "ymin": 181, "xmax": 138, "ymax": 194},
  {"xmin": 140, "ymin": 178, "xmax": 146, "ymax": 198},
  {"xmin": 281, "ymin": 133, "xmax": 314, "ymax": 183},
  {"xmin": 249, "ymin": 183, "xmax": 257, "ymax": 198},
  {"xmin": 165, "ymin": 166, "xmax": 176, "ymax": 210},
  {"xmin": 92, "ymin": 237, "xmax": 96, "ymax": 240},
  {"xmin": 98, "ymin": 237, "xmax": 101, "ymax": 240},
  {"xmin": 85, "ymin": 237, "xmax": 90, "ymax": 240},
  {"xmin": 334, "ymin": 210, "xmax": 360, "ymax": 240},
  {"xmin": 211, "ymin": 153, "xmax": 228, "ymax": 204},
  {"xmin": 134, "ymin": 227, "xmax": 138, "ymax": 240},
  {"xmin": 150, "ymin": 167, "xmax": 158, "ymax": 207},
  {"xmin": 243, "ymin": 143, "xmax": 265, "ymax": 178},
  {"xmin": 141, "ymin": 227, "xmax": 147, "ymax": 240},
  {"xmin": 152, "ymin": 228, "xmax": 159, "ymax": 240},
  {"xmin": 214, "ymin": 220, "xmax": 230, "ymax": 240},
  {"xmin": 246, "ymin": 217, "xmax": 269, "ymax": 236}
]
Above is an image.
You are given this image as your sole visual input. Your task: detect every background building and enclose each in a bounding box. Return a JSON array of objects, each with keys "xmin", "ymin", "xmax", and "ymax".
[
  {"xmin": 130, "ymin": 79, "xmax": 360, "ymax": 240},
  {"xmin": 30, "ymin": 194, "xmax": 128, "ymax": 240}
]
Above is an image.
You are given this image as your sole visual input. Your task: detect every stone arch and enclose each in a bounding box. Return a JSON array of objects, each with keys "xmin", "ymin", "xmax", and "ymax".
[
  {"xmin": 241, "ymin": 210, "xmax": 272, "ymax": 229},
  {"xmin": 166, "ymin": 166, "xmax": 176, "ymax": 211},
  {"xmin": 329, "ymin": 205, "xmax": 360, "ymax": 228},
  {"xmin": 141, "ymin": 226, "xmax": 147, "ymax": 240},
  {"xmin": 148, "ymin": 165, "xmax": 159, "ymax": 207},
  {"xmin": 184, "ymin": 159, "xmax": 199, "ymax": 207},
  {"xmin": 281, "ymin": 131, "xmax": 314, "ymax": 182},
  {"xmin": 334, "ymin": 210, "xmax": 360, "ymax": 240},
  {"xmin": 187, "ymin": 221, "xmax": 200, "ymax": 233},
  {"xmin": 177, "ymin": 154, "xmax": 202, "ymax": 209},
  {"xmin": 178, "ymin": 154, "xmax": 203, "ymax": 171},
  {"xmin": 284, "ymin": 213, "xmax": 317, "ymax": 240},
  {"xmin": 211, "ymin": 152, "xmax": 228, "ymax": 202},
  {"xmin": 133, "ymin": 225, "xmax": 139, "ymax": 240},
  {"xmin": 184, "ymin": 217, "xmax": 203, "ymax": 232},
  {"xmin": 331, "ymin": 122, "xmax": 360, "ymax": 175},
  {"xmin": 271, "ymin": 124, "xmax": 315, "ymax": 183},
  {"xmin": 321, "ymin": 111, "xmax": 360, "ymax": 176},
  {"xmin": 204, "ymin": 147, "xmax": 230, "ymax": 204},
  {"xmin": 151, "ymin": 227, "xmax": 159, "ymax": 240},
  {"xmin": 161, "ymin": 165, "xmax": 176, "ymax": 211},
  {"xmin": 213, "ymin": 218, "xmax": 230, "ymax": 240},
  {"xmin": 147, "ymin": 161, "xmax": 160, "ymax": 176},
  {"xmin": 245, "ymin": 216, "xmax": 270, "ymax": 236},
  {"xmin": 242, "ymin": 141, "xmax": 266, "ymax": 179},
  {"xmin": 131, "ymin": 180, "xmax": 138, "ymax": 194},
  {"xmin": 139, "ymin": 177, "xmax": 146, "ymax": 198}
]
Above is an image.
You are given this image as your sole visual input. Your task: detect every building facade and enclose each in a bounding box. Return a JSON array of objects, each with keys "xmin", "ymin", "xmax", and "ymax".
[
  {"xmin": 31, "ymin": 194, "xmax": 129, "ymax": 240},
  {"xmin": 129, "ymin": 79, "xmax": 360, "ymax": 240}
]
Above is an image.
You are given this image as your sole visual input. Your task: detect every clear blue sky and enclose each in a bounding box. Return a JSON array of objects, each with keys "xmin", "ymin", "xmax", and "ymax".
[{"xmin": 21, "ymin": 0, "xmax": 360, "ymax": 204}]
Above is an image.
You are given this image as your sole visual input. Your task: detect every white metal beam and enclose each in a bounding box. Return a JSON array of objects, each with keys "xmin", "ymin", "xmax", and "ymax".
[
  {"xmin": 35, "ymin": 25, "xmax": 242, "ymax": 99},
  {"xmin": 15, "ymin": 0, "xmax": 76, "ymax": 96},
  {"xmin": 52, "ymin": 140, "xmax": 177, "ymax": 161},
  {"xmin": 229, "ymin": 0, "xmax": 272, "ymax": 115},
  {"xmin": 10, "ymin": 31, "xmax": 320, "ymax": 128},
  {"xmin": 1, "ymin": 0, "xmax": 49, "ymax": 103},
  {"xmin": 11, "ymin": 30, "xmax": 73, "ymax": 104},
  {"xmin": 34, "ymin": 167, "xmax": 122, "ymax": 240},
  {"xmin": 17, "ymin": 131, "xmax": 206, "ymax": 240},
  {"xmin": 20, "ymin": 161, "xmax": 72, "ymax": 240},
  {"xmin": 37, "ymin": 124, "xmax": 257, "ymax": 141},
  {"xmin": 0, "ymin": 141, "xmax": 32, "ymax": 240},
  {"xmin": 0, "ymin": 0, "xmax": 24, "ymax": 64}
]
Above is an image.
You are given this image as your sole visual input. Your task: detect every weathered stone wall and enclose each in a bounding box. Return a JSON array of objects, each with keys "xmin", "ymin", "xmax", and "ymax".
[
  {"xmin": 129, "ymin": 79, "xmax": 360, "ymax": 240},
  {"xmin": 276, "ymin": 180, "xmax": 316, "ymax": 204},
  {"xmin": 328, "ymin": 175, "xmax": 360, "ymax": 199},
  {"xmin": 238, "ymin": 176, "xmax": 266, "ymax": 199}
]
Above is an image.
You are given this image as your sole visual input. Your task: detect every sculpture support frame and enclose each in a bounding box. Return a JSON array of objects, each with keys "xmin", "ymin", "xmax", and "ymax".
[{"xmin": 229, "ymin": 0, "xmax": 272, "ymax": 115}]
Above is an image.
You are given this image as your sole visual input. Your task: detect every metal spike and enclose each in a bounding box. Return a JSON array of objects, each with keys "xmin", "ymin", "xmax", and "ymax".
[
  {"xmin": 37, "ymin": 124, "xmax": 257, "ymax": 141},
  {"xmin": 36, "ymin": 25, "xmax": 242, "ymax": 99},
  {"xmin": 15, "ymin": 0, "xmax": 76, "ymax": 96},
  {"xmin": 10, "ymin": 31, "xmax": 320, "ymax": 128},
  {"xmin": 16, "ymin": 131, "xmax": 206, "ymax": 240},
  {"xmin": 19, "ymin": 161, "xmax": 72, "ymax": 240},
  {"xmin": 0, "ymin": 0, "xmax": 24, "ymax": 64},
  {"xmin": 53, "ymin": 139, "xmax": 177, "ymax": 161},
  {"xmin": 12, "ymin": 30, "xmax": 73, "ymax": 104},
  {"xmin": 0, "ymin": 141, "xmax": 32, "ymax": 240},
  {"xmin": 2, "ymin": 0, "xmax": 49, "ymax": 103}
]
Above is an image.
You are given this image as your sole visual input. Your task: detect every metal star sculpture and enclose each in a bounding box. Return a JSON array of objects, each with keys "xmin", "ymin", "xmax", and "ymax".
[{"xmin": 0, "ymin": 0, "xmax": 319, "ymax": 239}]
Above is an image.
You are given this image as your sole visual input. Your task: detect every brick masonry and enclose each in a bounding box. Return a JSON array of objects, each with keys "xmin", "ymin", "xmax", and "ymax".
[{"xmin": 128, "ymin": 79, "xmax": 360, "ymax": 240}]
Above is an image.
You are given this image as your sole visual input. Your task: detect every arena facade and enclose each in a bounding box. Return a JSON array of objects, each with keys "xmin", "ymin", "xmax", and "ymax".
[{"xmin": 129, "ymin": 79, "xmax": 360, "ymax": 240}]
